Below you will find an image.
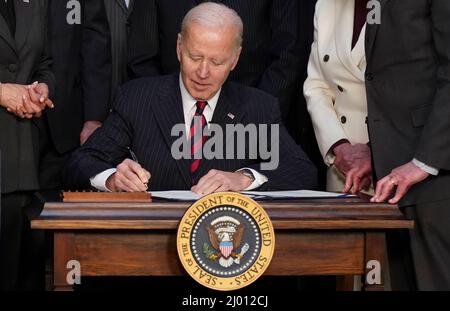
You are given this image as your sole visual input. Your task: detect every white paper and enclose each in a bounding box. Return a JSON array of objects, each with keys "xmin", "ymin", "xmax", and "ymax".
[
  {"xmin": 150, "ymin": 191, "xmax": 203, "ymax": 201},
  {"xmin": 149, "ymin": 190, "xmax": 355, "ymax": 201},
  {"xmin": 241, "ymin": 190, "xmax": 355, "ymax": 199}
]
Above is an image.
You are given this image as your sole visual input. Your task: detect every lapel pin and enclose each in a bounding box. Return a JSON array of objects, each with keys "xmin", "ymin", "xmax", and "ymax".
[{"xmin": 227, "ymin": 113, "xmax": 235, "ymax": 120}]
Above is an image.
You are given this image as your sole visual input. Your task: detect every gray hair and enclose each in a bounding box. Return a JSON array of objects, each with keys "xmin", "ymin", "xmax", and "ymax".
[{"xmin": 180, "ymin": 2, "xmax": 244, "ymax": 48}]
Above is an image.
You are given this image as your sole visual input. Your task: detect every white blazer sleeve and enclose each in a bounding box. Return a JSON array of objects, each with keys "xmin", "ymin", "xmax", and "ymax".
[{"xmin": 303, "ymin": 2, "xmax": 348, "ymax": 165}]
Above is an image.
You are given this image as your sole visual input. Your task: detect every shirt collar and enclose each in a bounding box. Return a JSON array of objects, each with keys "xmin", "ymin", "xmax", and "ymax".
[{"xmin": 179, "ymin": 74, "xmax": 220, "ymax": 113}]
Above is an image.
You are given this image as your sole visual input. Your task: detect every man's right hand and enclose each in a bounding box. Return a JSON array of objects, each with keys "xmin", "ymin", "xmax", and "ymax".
[{"xmin": 105, "ymin": 159, "xmax": 151, "ymax": 192}]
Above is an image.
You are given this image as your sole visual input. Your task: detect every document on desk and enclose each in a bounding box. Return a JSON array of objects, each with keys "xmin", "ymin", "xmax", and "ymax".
[
  {"xmin": 241, "ymin": 190, "xmax": 356, "ymax": 199},
  {"xmin": 150, "ymin": 191, "xmax": 203, "ymax": 201},
  {"xmin": 149, "ymin": 190, "xmax": 355, "ymax": 201}
]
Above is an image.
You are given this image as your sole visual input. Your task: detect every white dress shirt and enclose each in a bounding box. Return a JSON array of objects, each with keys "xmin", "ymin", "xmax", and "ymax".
[
  {"xmin": 412, "ymin": 158, "xmax": 439, "ymax": 176},
  {"xmin": 90, "ymin": 75, "xmax": 268, "ymax": 191}
]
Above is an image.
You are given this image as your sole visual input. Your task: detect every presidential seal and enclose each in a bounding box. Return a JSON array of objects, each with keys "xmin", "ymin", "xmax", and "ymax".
[{"xmin": 177, "ymin": 192, "xmax": 275, "ymax": 291}]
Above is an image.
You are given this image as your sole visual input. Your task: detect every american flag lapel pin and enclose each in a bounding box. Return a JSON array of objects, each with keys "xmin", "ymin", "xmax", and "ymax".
[
  {"xmin": 23, "ymin": 0, "xmax": 30, "ymax": 3},
  {"xmin": 227, "ymin": 113, "xmax": 235, "ymax": 120}
]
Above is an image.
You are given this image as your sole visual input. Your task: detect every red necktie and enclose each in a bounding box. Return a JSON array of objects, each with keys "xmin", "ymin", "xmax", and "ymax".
[{"xmin": 190, "ymin": 101, "xmax": 208, "ymax": 185}]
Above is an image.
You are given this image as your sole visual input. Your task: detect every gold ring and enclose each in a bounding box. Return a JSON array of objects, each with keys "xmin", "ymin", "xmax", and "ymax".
[{"xmin": 388, "ymin": 176, "xmax": 398, "ymax": 186}]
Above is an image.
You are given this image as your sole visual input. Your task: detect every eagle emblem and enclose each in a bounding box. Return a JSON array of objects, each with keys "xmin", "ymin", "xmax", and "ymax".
[{"xmin": 204, "ymin": 216, "xmax": 250, "ymax": 268}]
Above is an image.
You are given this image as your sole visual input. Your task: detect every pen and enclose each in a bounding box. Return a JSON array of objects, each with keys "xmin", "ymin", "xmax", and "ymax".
[
  {"xmin": 128, "ymin": 147, "xmax": 150, "ymax": 187},
  {"xmin": 128, "ymin": 147, "xmax": 139, "ymax": 164}
]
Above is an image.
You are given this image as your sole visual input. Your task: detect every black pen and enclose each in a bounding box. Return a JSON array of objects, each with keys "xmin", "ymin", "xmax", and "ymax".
[
  {"xmin": 128, "ymin": 147, "xmax": 140, "ymax": 164},
  {"xmin": 128, "ymin": 147, "xmax": 149, "ymax": 187}
]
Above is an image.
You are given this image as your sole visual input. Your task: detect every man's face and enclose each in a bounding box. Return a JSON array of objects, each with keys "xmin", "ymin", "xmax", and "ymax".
[{"xmin": 177, "ymin": 22, "xmax": 242, "ymax": 101}]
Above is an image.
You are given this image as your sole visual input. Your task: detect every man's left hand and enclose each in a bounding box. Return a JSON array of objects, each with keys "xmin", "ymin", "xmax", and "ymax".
[
  {"xmin": 371, "ymin": 161, "xmax": 429, "ymax": 204},
  {"xmin": 191, "ymin": 169, "xmax": 253, "ymax": 195}
]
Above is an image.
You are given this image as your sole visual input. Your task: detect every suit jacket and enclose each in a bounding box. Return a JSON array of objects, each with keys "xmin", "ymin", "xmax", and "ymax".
[
  {"xmin": 0, "ymin": 0, "xmax": 55, "ymax": 194},
  {"xmin": 304, "ymin": 0, "xmax": 369, "ymax": 191},
  {"xmin": 47, "ymin": 0, "xmax": 111, "ymax": 154},
  {"xmin": 63, "ymin": 74, "xmax": 318, "ymax": 191},
  {"xmin": 127, "ymin": 0, "xmax": 301, "ymax": 120},
  {"xmin": 365, "ymin": 0, "xmax": 450, "ymax": 206},
  {"xmin": 104, "ymin": 0, "xmax": 133, "ymax": 102}
]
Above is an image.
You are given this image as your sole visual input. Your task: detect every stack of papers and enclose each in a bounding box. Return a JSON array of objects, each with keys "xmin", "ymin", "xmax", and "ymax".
[
  {"xmin": 149, "ymin": 190, "xmax": 355, "ymax": 201},
  {"xmin": 242, "ymin": 190, "xmax": 355, "ymax": 199}
]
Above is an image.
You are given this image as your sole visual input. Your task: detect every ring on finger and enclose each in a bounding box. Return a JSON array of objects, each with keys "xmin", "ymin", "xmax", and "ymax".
[{"xmin": 388, "ymin": 175, "xmax": 398, "ymax": 186}]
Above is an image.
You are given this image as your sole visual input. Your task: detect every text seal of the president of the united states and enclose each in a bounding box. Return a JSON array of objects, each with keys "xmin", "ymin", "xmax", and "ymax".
[{"xmin": 177, "ymin": 192, "xmax": 275, "ymax": 291}]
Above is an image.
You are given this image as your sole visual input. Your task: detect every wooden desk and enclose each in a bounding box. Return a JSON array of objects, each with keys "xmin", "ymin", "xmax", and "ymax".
[{"xmin": 31, "ymin": 197, "xmax": 413, "ymax": 291}]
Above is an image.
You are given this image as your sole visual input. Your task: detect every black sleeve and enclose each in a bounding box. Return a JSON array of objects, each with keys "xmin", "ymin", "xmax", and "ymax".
[
  {"xmin": 256, "ymin": 0, "xmax": 302, "ymax": 119},
  {"xmin": 414, "ymin": 0, "xmax": 450, "ymax": 170},
  {"xmin": 81, "ymin": 0, "xmax": 112, "ymax": 122},
  {"xmin": 127, "ymin": 0, "xmax": 160, "ymax": 79}
]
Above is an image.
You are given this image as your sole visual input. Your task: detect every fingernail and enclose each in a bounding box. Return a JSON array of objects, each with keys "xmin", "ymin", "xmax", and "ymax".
[
  {"xmin": 33, "ymin": 81, "xmax": 38, "ymax": 85},
  {"xmin": 40, "ymin": 97, "xmax": 44, "ymax": 103}
]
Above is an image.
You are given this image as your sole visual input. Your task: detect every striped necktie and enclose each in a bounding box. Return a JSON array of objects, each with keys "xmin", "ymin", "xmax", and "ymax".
[{"xmin": 190, "ymin": 101, "xmax": 208, "ymax": 185}]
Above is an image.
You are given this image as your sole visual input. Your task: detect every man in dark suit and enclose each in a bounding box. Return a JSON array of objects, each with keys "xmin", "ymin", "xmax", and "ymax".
[
  {"xmin": 127, "ymin": 0, "xmax": 301, "ymax": 123},
  {"xmin": 40, "ymin": 0, "xmax": 111, "ymax": 190},
  {"xmin": 104, "ymin": 0, "xmax": 134, "ymax": 102},
  {"xmin": 64, "ymin": 2, "xmax": 317, "ymax": 194},
  {"xmin": 0, "ymin": 0, "xmax": 55, "ymax": 290},
  {"xmin": 367, "ymin": 0, "xmax": 450, "ymax": 290}
]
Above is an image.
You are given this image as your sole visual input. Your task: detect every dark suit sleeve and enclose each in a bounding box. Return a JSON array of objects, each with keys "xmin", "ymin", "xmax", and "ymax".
[
  {"xmin": 81, "ymin": 0, "xmax": 112, "ymax": 122},
  {"xmin": 414, "ymin": 0, "xmax": 450, "ymax": 170},
  {"xmin": 247, "ymin": 98, "xmax": 318, "ymax": 190},
  {"xmin": 32, "ymin": 0, "xmax": 55, "ymax": 97},
  {"xmin": 127, "ymin": 0, "xmax": 160, "ymax": 79},
  {"xmin": 63, "ymin": 88, "xmax": 132, "ymax": 189},
  {"xmin": 256, "ymin": 0, "xmax": 301, "ymax": 119}
]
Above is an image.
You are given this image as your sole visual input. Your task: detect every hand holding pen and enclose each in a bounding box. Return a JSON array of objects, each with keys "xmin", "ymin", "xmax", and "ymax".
[
  {"xmin": 105, "ymin": 148, "xmax": 151, "ymax": 192},
  {"xmin": 128, "ymin": 147, "xmax": 151, "ymax": 187}
]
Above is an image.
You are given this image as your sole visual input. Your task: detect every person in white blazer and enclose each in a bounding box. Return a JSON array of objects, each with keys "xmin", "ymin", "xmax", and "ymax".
[{"xmin": 304, "ymin": 0, "xmax": 372, "ymax": 193}]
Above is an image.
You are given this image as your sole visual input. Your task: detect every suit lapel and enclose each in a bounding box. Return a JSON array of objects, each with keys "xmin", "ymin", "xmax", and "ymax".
[
  {"xmin": 211, "ymin": 85, "xmax": 243, "ymax": 131},
  {"xmin": 334, "ymin": 0, "xmax": 365, "ymax": 81},
  {"xmin": 350, "ymin": 24, "xmax": 367, "ymax": 74},
  {"xmin": 14, "ymin": 0, "xmax": 35, "ymax": 52},
  {"xmin": 115, "ymin": 0, "xmax": 128, "ymax": 14},
  {"xmin": 154, "ymin": 74, "xmax": 192, "ymax": 187},
  {"xmin": 127, "ymin": 0, "xmax": 134, "ymax": 15},
  {"xmin": 0, "ymin": 13, "xmax": 16, "ymax": 53},
  {"xmin": 365, "ymin": 0, "xmax": 390, "ymax": 61}
]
